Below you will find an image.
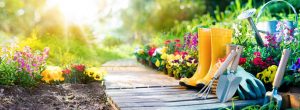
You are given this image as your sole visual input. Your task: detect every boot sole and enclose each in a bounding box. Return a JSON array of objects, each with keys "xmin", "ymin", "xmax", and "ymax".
[
  {"xmin": 196, "ymin": 83, "xmax": 205, "ymax": 89},
  {"xmin": 179, "ymin": 81, "xmax": 202, "ymax": 90}
]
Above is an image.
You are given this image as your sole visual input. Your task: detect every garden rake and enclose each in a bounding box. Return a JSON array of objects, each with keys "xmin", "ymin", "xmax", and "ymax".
[{"xmin": 196, "ymin": 50, "xmax": 237, "ymax": 99}]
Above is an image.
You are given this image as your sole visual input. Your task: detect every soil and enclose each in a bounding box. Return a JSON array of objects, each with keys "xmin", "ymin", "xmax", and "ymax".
[{"xmin": 0, "ymin": 82, "xmax": 112, "ymax": 110}]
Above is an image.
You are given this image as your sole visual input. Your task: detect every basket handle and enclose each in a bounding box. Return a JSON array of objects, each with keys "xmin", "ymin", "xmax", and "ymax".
[{"xmin": 256, "ymin": 0, "xmax": 298, "ymax": 27}]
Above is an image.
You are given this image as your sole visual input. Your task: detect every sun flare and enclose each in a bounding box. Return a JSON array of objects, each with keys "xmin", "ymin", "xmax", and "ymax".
[{"xmin": 46, "ymin": 0, "xmax": 99, "ymax": 25}]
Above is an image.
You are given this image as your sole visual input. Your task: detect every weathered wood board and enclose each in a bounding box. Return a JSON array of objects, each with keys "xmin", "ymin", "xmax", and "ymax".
[
  {"xmin": 104, "ymin": 59, "xmax": 264, "ymax": 110},
  {"xmin": 106, "ymin": 86, "xmax": 264, "ymax": 110}
]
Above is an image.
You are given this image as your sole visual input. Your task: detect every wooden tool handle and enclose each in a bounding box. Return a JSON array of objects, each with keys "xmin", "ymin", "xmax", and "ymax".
[
  {"xmin": 230, "ymin": 45, "xmax": 243, "ymax": 72},
  {"xmin": 214, "ymin": 50, "xmax": 237, "ymax": 78},
  {"xmin": 273, "ymin": 49, "xmax": 291, "ymax": 88}
]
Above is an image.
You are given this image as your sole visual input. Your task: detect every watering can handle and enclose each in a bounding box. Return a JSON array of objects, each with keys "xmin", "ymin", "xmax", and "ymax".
[{"xmin": 256, "ymin": 0, "xmax": 298, "ymax": 27}]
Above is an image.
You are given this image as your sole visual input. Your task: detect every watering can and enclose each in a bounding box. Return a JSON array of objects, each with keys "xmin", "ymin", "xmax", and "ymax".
[
  {"xmin": 256, "ymin": 0, "xmax": 298, "ymax": 34},
  {"xmin": 238, "ymin": 0, "xmax": 298, "ymax": 47}
]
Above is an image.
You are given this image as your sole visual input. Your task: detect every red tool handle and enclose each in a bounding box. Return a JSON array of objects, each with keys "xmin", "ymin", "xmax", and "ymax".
[{"xmin": 273, "ymin": 49, "xmax": 290, "ymax": 88}]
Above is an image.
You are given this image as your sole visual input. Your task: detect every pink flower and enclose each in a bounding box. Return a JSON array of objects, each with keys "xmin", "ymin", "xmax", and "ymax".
[
  {"xmin": 72, "ymin": 64, "xmax": 85, "ymax": 72},
  {"xmin": 62, "ymin": 69, "xmax": 71, "ymax": 74},
  {"xmin": 174, "ymin": 39, "xmax": 180, "ymax": 43},
  {"xmin": 253, "ymin": 52, "xmax": 261, "ymax": 58},
  {"xmin": 148, "ymin": 47, "xmax": 156, "ymax": 57},
  {"xmin": 239, "ymin": 58, "xmax": 247, "ymax": 65},
  {"xmin": 253, "ymin": 57, "xmax": 262, "ymax": 65},
  {"xmin": 175, "ymin": 43, "xmax": 181, "ymax": 48},
  {"xmin": 164, "ymin": 40, "xmax": 171, "ymax": 45}
]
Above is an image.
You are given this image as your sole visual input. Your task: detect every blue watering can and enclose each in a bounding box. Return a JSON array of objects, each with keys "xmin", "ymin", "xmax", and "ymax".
[
  {"xmin": 238, "ymin": 0, "xmax": 298, "ymax": 47},
  {"xmin": 256, "ymin": 0, "xmax": 298, "ymax": 35}
]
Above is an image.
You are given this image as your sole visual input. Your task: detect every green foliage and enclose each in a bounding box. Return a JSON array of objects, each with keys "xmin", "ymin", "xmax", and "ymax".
[
  {"xmin": 102, "ymin": 35, "xmax": 123, "ymax": 48},
  {"xmin": 0, "ymin": 60, "xmax": 17, "ymax": 85}
]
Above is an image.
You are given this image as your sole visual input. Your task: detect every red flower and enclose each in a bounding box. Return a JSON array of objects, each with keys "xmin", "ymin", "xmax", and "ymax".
[
  {"xmin": 148, "ymin": 48, "xmax": 156, "ymax": 57},
  {"xmin": 253, "ymin": 52, "xmax": 261, "ymax": 58},
  {"xmin": 174, "ymin": 51, "xmax": 180, "ymax": 55},
  {"xmin": 72, "ymin": 64, "xmax": 85, "ymax": 72},
  {"xmin": 174, "ymin": 39, "xmax": 180, "ymax": 43},
  {"xmin": 260, "ymin": 61, "xmax": 268, "ymax": 69},
  {"xmin": 165, "ymin": 40, "xmax": 171, "ymax": 45},
  {"xmin": 239, "ymin": 58, "xmax": 247, "ymax": 65},
  {"xmin": 175, "ymin": 43, "xmax": 181, "ymax": 48},
  {"xmin": 62, "ymin": 69, "xmax": 71, "ymax": 74},
  {"xmin": 180, "ymin": 52, "xmax": 188, "ymax": 56},
  {"xmin": 253, "ymin": 57, "xmax": 263, "ymax": 66},
  {"xmin": 218, "ymin": 58, "xmax": 226, "ymax": 62}
]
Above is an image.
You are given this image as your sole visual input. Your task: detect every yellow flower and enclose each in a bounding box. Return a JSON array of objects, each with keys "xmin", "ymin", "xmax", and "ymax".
[
  {"xmin": 161, "ymin": 61, "xmax": 165, "ymax": 65},
  {"xmin": 184, "ymin": 55, "xmax": 191, "ymax": 60},
  {"xmin": 41, "ymin": 66, "xmax": 64, "ymax": 83},
  {"xmin": 155, "ymin": 60, "xmax": 160, "ymax": 67},
  {"xmin": 85, "ymin": 67, "xmax": 107, "ymax": 81},
  {"xmin": 161, "ymin": 46, "xmax": 168, "ymax": 54},
  {"xmin": 138, "ymin": 49, "xmax": 144, "ymax": 55},
  {"xmin": 187, "ymin": 62, "xmax": 191, "ymax": 66},
  {"xmin": 167, "ymin": 54, "xmax": 174, "ymax": 60},
  {"xmin": 175, "ymin": 55, "xmax": 181, "ymax": 60},
  {"xmin": 93, "ymin": 72, "xmax": 103, "ymax": 81},
  {"xmin": 161, "ymin": 53, "xmax": 167, "ymax": 60},
  {"xmin": 268, "ymin": 65, "xmax": 277, "ymax": 72}
]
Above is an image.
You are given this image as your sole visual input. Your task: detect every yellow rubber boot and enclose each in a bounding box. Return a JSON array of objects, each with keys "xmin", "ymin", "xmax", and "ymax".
[
  {"xmin": 195, "ymin": 28, "xmax": 233, "ymax": 88},
  {"xmin": 179, "ymin": 28, "xmax": 212, "ymax": 87}
]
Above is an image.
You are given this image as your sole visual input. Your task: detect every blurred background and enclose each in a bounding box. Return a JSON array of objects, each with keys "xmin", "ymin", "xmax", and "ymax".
[{"xmin": 0, "ymin": 0, "xmax": 299, "ymax": 66}]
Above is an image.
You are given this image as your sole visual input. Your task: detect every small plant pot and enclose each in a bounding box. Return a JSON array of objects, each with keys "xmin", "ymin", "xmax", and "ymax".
[
  {"xmin": 140, "ymin": 59, "xmax": 146, "ymax": 65},
  {"xmin": 289, "ymin": 87, "xmax": 300, "ymax": 109},
  {"xmin": 168, "ymin": 69, "xmax": 174, "ymax": 77},
  {"xmin": 279, "ymin": 93, "xmax": 291, "ymax": 109},
  {"xmin": 289, "ymin": 93, "xmax": 300, "ymax": 109},
  {"xmin": 163, "ymin": 68, "xmax": 168, "ymax": 75},
  {"xmin": 173, "ymin": 71, "xmax": 181, "ymax": 80}
]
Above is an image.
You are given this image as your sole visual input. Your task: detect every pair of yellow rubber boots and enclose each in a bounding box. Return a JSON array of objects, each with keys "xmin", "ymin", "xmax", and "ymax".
[{"xmin": 179, "ymin": 28, "xmax": 233, "ymax": 88}]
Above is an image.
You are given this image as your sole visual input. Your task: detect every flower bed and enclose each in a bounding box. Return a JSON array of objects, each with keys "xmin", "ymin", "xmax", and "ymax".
[
  {"xmin": 134, "ymin": 22, "xmax": 300, "ymax": 94},
  {"xmin": 135, "ymin": 33, "xmax": 199, "ymax": 79},
  {"xmin": 0, "ymin": 45, "xmax": 109, "ymax": 109}
]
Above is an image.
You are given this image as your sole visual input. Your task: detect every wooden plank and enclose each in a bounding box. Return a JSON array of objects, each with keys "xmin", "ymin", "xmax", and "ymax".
[
  {"xmin": 109, "ymin": 93, "xmax": 217, "ymax": 103},
  {"xmin": 120, "ymin": 99, "xmax": 264, "ymax": 110},
  {"xmin": 106, "ymin": 86, "xmax": 186, "ymax": 91},
  {"xmin": 106, "ymin": 90, "xmax": 198, "ymax": 97},
  {"xmin": 106, "ymin": 88, "xmax": 190, "ymax": 93},
  {"xmin": 117, "ymin": 98, "xmax": 221, "ymax": 108}
]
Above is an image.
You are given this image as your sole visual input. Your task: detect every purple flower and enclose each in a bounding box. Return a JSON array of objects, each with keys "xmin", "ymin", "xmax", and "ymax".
[{"xmin": 290, "ymin": 58, "xmax": 300, "ymax": 72}]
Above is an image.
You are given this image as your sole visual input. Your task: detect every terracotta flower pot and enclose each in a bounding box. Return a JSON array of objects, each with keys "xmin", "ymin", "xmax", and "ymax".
[
  {"xmin": 290, "ymin": 87, "xmax": 300, "ymax": 109},
  {"xmin": 279, "ymin": 93, "xmax": 291, "ymax": 109},
  {"xmin": 289, "ymin": 93, "xmax": 300, "ymax": 108},
  {"xmin": 163, "ymin": 68, "xmax": 168, "ymax": 75},
  {"xmin": 167, "ymin": 69, "xmax": 174, "ymax": 77}
]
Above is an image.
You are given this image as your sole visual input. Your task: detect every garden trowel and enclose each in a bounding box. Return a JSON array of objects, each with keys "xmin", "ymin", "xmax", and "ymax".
[
  {"xmin": 264, "ymin": 49, "xmax": 290, "ymax": 109},
  {"xmin": 216, "ymin": 45, "xmax": 243, "ymax": 103}
]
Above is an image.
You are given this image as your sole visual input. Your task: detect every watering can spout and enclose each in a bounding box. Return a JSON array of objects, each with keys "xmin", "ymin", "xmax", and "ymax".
[{"xmin": 237, "ymin": 9, "xmax": 264, "ymax": 47}]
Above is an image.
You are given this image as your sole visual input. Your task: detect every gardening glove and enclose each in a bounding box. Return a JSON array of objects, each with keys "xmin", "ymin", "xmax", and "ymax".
[{"xmin": 234, "ymin": 66, "xmax": 266, "ymax": 100}]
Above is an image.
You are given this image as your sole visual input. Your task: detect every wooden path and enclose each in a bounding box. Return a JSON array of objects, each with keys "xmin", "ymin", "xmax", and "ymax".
[{"xmin": 102, "ymin": 59, "xmax": 264, "ymax": 110}]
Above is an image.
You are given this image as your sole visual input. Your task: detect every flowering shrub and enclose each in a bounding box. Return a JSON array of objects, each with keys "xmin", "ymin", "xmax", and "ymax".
[
  {"xmin": 62, "ymin": 64, "xmax": 106, "ymax": 84},
  {"xmin": 0, "ymin": 45, "xmax": 106, "ymax": 87},
  {"xmin": 0, "ymin": 46, "xmax": 49, "ymax": 87},
  {"xmin": 234, "ymin": 21, "xmax": 299, "ymax": 89},
  {"xmin": 165, "ymin": 39, "xmax": 182, "ymax": 54},
  {"xmin": 183, "ymin": 32, "xmax": 198, "ymax": 58}
]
